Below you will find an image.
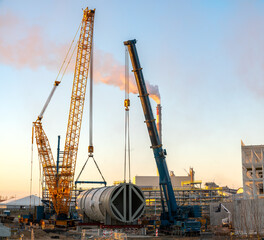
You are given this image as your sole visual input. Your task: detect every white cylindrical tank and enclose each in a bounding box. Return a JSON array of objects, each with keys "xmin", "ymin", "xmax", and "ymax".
[{"xmin": 76, "ymin": 183, "xmax": 145, "ymax": 223}]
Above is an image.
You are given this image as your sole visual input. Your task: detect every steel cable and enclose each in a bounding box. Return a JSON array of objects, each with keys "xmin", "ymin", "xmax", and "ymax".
[{"xmin": 124, "ymin": 47, "xmax": 131, "ymax": 183}]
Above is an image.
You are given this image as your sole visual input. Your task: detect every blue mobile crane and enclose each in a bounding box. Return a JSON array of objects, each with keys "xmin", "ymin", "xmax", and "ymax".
[{"xmin": 124, "ymin": 39, "xmax": 201, "ymax": 235}]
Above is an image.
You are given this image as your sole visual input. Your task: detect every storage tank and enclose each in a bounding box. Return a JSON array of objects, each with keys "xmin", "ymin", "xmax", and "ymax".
[{"xmin": 76, "ymin": 183, "xmax": 145, "ymax": 224}]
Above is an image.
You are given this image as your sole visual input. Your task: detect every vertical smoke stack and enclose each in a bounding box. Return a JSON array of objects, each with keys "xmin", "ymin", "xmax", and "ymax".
[
  {"xmin": 156, "ymin": 104, "xmax": 162, "ymax": 144},
  {"xmin": 190, "ymin": 167, "xmax": 195, "ymax": 183}
]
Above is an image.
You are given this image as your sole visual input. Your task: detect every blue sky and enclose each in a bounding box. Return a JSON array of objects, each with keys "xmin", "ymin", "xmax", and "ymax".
[{"xmin": 0, "ymin": 0, "xmax": 264, "ymax": 197}]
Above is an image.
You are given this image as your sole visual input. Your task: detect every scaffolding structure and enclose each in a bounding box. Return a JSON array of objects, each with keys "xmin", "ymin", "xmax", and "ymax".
[{"xmin": 141, "ymin": 186, "xmax": 229, "ymax": 218}]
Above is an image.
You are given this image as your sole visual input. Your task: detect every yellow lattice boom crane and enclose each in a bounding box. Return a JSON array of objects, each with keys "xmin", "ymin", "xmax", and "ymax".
[{"xmin": 33, "ymin": 8, "xmax": 95, "ymax": 218}]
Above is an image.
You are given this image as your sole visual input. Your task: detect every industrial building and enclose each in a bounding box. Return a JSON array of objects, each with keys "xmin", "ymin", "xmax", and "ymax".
[
  {"xmin": 241, "ymin": 141, "xmax": 264, "ymax": 199},
  {"xmin": 133, "ymin": 172, "xmax": 191, "ymax": 188},
  {"xmin": 206, "ymin": 141, "xmax": 264, "ymax": 235},
  {"xmin": 132, "ymin": 168, "xmax": 233, "ymax": 219}
]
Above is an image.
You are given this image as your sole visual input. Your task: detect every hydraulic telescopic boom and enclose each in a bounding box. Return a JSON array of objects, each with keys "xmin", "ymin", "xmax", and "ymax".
[{"xmin": 124, "ymin": 39, "xmax": 178, "ymax": 222}]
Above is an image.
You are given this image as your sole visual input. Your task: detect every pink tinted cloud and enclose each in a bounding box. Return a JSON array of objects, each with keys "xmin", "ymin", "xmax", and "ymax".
[{"xmin": 0, "ymin": 12, "xmax": 160, "ymax": 103}]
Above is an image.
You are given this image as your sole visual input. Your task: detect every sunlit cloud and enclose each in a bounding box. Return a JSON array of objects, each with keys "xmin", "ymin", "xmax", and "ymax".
[{"xmin": 0, "ymin": 11, "xmax": 160, "ymax": 103}]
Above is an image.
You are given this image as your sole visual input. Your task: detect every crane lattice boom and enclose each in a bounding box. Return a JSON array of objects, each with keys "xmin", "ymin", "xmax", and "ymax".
[
  {"xmin": 33, "ymin": 8, "xmax": 95, "ymax": 217},
  {"xmin": 33, "ymin": 121, "xmax": 57, "ymax": 206},
  {"xmin": 58, "ymin": 8, "xmax": 95, "ymax": 215}
]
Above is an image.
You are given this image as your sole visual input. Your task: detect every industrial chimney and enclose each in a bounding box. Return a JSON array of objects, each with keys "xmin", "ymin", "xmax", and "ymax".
[
  {"xmin": 190, "ymin": 167, "xmax": 195, "ymax": 183},
  {"xmin": 156, "ymin": 104, "xmax": 162, "ymax": 144}
]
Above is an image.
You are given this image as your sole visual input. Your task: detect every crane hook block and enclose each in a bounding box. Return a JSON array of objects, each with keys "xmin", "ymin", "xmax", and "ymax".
[
  {"xmin": 88, "ymin": 145, "xmax": 94, "ymax": 153},
  {"xmin": 124, "ymin": 99, "xmax": 130, "ymax": 109},
  {"xmin": 54, "ymin": 81, "xmax": 61, "ymax": 86}
]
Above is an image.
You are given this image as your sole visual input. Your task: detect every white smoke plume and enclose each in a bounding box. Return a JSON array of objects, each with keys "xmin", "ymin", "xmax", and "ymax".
[
  {"xmin": 0, "ymin": 12, "xmax": 160, "ymax": 103},
  {"xmin": 93, "ymin": 50, "xmax": 160, "ymax": 103},
  {"xmin": 0, "ymin": 12, "xmax": 67, "ymax": 69}
]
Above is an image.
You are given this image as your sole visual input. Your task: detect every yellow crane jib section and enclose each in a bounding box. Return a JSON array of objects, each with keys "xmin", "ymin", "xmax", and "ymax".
[
  {"xmin": 33, "ymin": 121, "xmax": 58, "ymax": 208},
  {"xmin": 57, "ymin": 8, "xmax": 95, "ymax": 215}
]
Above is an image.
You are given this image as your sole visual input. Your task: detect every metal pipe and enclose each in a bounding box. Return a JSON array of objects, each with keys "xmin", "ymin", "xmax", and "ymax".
[{"xmin": 38, "ymin": 81, "xmax": 60, "ymax": 120}]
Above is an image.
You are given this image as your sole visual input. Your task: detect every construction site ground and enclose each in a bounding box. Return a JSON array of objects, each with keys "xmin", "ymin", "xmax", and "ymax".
[{"xmin": 2, "ymin": 221, "xmax": 264, "ymax": 240}]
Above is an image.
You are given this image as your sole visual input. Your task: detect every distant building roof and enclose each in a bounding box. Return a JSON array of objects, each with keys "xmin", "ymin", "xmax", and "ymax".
[
  {"xmin": 133, "ymin": 175, "xmax": 191, "ymax": 187},
  {"xmin": 0, "ymin": 195, "xmax": 42, "ymax": 208},
  {"xmin": 205, "ymin": 182, "xmax": 219, "ymax": 188}
]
